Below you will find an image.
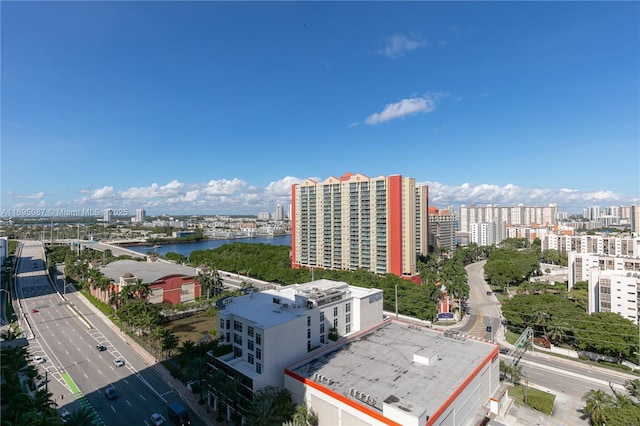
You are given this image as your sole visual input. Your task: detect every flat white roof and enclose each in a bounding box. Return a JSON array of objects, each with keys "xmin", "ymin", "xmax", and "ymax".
[
  {"xmin": 219, "ymin": 279, "xmax": 382, "ymax": 329},
  {"xmin": 289, "ymin": 321, "xmax": 497, "ymax": 419}
]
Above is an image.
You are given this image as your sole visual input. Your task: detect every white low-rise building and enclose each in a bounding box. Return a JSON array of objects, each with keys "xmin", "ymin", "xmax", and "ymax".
[
  {"xmin": 587, "ymin": 268, "xmax": 640, "ymax": 324},
  {"xmin": 285, "ymin": 321, "xmax": 501, "ymax": 426},
  {"xmin": 211, "ymin": 279, "xmax": 384, "ymax": 393}
]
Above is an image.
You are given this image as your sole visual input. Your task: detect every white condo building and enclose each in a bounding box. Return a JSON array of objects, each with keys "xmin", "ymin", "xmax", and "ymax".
[
  {"xmin": 543, "ymin": 234, "xmax": 640, "ymax": 257},
  {"xmin": 210, "ymin": 279, "xmax": 385, "ymax": 393},
  {"xmin": 587, "ymin": 268, "xmax": 640, "ymax": 324}
]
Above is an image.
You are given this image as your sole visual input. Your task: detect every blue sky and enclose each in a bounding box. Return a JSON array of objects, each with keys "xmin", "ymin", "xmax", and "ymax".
[{"xmin": 2, "ymin": 1, "xmax": 638, "ymax": 216}]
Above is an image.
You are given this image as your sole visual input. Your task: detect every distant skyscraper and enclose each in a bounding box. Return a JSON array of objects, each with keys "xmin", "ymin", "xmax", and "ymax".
[
  {"xmin": 428, "ymin": 207, "xmax": 456, "ymax": 252},
  {"xmin": 274, "ymin": 203, "xmax": 284, "ymax": 221},
  {"xmin": 136, "ymin": 209, "xmax": 146, "ymax": 223},
  {"xmin": 291, "ymin": 172, "xmax": 428, "ymax": 282},
  {"xmin": 103, "ymin": 208, "xmax": 112, "ymax": 223},
  {"xmin": 632, "ymin": 205, "xmax": 640, "ymax": 235}
]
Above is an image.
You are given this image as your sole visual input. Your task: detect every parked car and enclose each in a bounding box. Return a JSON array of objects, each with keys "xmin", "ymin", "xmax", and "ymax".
[
  {"xmin": 31, "ymin": 309, "xmax": 39, "ymax": 313},
  {"xmin": 113, "ymin": 358, "xmax": 125, "ymax": 367},
  {"xmin": 96, "ymin": 344, "xmax": 107, "ymax": 351},
  {"xmin": 33, "ymin": 355, "xmax": 45, "ymax": 364},
  {"xmin": 150, "ymin": 413, "xmax": 166, "ymax": 425},
  {"xmin": 105, "ymin": 386, "xmax": 118, "ymax": 400}
]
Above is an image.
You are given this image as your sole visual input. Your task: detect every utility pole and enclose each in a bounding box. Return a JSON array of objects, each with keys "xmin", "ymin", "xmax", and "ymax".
[{"xmin": 395, "ymin": 283, "xmax": 399, "ymax": 320}]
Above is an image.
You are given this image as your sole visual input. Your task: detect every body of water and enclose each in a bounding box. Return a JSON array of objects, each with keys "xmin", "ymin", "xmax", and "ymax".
[{"xmin": 128, "ymin": 234, "xmax": 292, "ymax": 258}]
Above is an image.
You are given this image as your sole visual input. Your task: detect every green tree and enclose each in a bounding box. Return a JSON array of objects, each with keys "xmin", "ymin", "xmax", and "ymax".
[
  {"xmin": 582, "ymin": 389, "xmax": 614, "ymax": 426},
  {"xmin": 625, "ymin": 379, "xmax": 640, "ymax": 400}
]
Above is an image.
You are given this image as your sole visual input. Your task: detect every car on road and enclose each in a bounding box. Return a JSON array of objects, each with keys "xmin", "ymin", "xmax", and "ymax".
[
  {"xmin": 113, "ymin": 358, "xmax": 125, "ymax": 367},
  {"xmin": 33, "ymin": 355, "xmax": 45, "ymax": 364},
  {"xmin": 150, "ymin": 413, "xmax": 166, "ymax": 425},
  {"xmin": 486, "ymin": 291, "xmax": 492, "ymax": 295},
  {"xmin": 59, "ymin": 408, "xmax": 71, "ymax": 423},
  {"xmin": 105, "ymin": 386, "xmax": 118, "ymax": 400},
  {"xmin": 499, "ymin": 347, "xmax": 510, "ymax": 355},
  {"xmin": 31, "ymin": 309, "xmax": 39, "ymax": 313},
  {"xmin": 96, "ymin": 344, "xmax": 107, "ymax": 351}
]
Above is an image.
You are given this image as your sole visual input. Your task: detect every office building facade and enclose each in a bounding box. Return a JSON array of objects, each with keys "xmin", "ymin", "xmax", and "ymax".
[{"xmin": 291, "ymin": 172, "xmax": 428, "ymax": 282}]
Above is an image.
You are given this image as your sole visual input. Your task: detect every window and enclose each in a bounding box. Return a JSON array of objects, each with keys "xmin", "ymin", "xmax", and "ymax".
[
  {"xmin": 320, "ymin": 335, "xmax": 325, "ymax": 344},
  {"xmin": 346, "ymin": 314, "xmax": 351, "ymax": 324},
  {"xmin": 333, "ymin": 307, "xmax": 338, "ymax": 316},
  {"xmin": 256, "ymin": 334, "xmax": 262, "ymax": 345},
  {"xmin": 346, "ymin": 324, "xmax": 351, "ymax": 334},
  {"xmin": 346, "ymin": 302, "xmax": 351, "ymax": 313},
  {"xmin": 234, "ymin": 334, "xmax": 242, "ymax": 345},
  {"xmin": 248, "ymin": 340, "xmax": 254, "ymax": 351},
  {"xmin": 248, "ymin": 354, "xmax": 254, "ymax": 365},
  {"xmin": 234, "ymin": 347, "xmax": 242, "ymax": 358},
  {"xmin": 333, "ymin": 318, "xmax": 338, "ymax": 328},
  {"xmin": 320, "ymin": 312, "xmax": 324, "ymax": 321},
  {"xmin": 256, "ymin": 348, "xmax": 262, "ymax": 360},
  {"xmin": 220, "ymin": 319, "xmax": 224, "ymax": 329},
  {"xmin": 234, "ymin": 321, "xmax": 243, "ymax": 332},
  {"xmin": 256, "ymin": 363, "xmax": 262, "ymax": 374},
  {"xmin": 307, "ymin": 329, "xmax": 311, "ymax": 339},
  {"xmin": 248, "ymin": 326, "xmax": 254, "ymax": 337},
  {"xmin": 320, "ymin": 323, "xmax": 325, "ymax": 333},
  {"xmin": 226, "ymin": 320, "xmax": 230, "ymax": 329},
  {"xmin": 226, "ymin": 332, "xmax": 230, "ymax": 343},
  {"xmin": 307, "ymin": 316, "xmax": 311, "ymax": 327}
]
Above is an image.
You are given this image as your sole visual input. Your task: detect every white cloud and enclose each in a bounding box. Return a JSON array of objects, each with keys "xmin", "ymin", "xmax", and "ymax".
[
  {"xmin": 366, "ymin": 96, "xmax": 436, "ymax": 125},
  {"xmin": 378, "ymin": 33, "xmax": 427, "ymax": 57},
  {"xmin": 5, "ymin": 190, "xmax": 45, "ymax": 199},
  {"xmin": 92, "ymin": 186, "xmax": 114, "ymax": 199},
  {"xmin": 5, "ymin": 177, "xmax": 637, "ymax": 216},
  {"xmin": 201, "ymin": 178, "xmax": 246, "ymax": 196},
  {"xmin": 420, "ymin": 181, "xmax": 637, "ymax": 212}
]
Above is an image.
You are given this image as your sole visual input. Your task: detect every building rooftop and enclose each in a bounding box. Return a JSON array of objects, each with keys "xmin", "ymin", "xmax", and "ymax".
[
  {"xmin": 100, "ymin": 259, "xmax": 198, "ymax": 284},
  {"xmin": 219, "ymin": 279, "xmax": 381, "ymax": 329},
  {"xmin": 288, "ymin": 320, "xmax": 497, "ymax": 419}
]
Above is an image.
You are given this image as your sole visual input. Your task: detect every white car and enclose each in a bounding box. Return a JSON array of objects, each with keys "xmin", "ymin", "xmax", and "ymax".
[
  {"xmin": 150, "ymin": 413, "xmax": 165, "ymax": 425},
  {"xmin": 33, "ymin": 355, "xmax": 45, "ymax": 364},
  {"xmin": 112, "ymin": 358, "xmax": 125, "ymax": 367}
]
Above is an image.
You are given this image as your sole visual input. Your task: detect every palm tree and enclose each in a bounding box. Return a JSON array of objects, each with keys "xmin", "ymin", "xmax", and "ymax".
[
  {"xmin": 582, "ymin": 389, "xmax": 614, "ymax": 426},
  {"xmin": 178, "ymin": 340, "xmax": 196, "ymax": 366},
  {"xmin": 546, "ymin": 321, "xmax": 567, "ymax": 345},
  {"xmin": 161, "ymin": 330, "xmax": 179, "ymax": 360},
  {"xmin": 64, "ymin": 405, "xmax": 100, "ymax": 425},
  {"xmin": 292, "ymin": 404, "xmax": 318, "ymax": 426},
  {"xmin": 530, "ymin": 310, "xmax": 550, "ymax": 340},
  {"xmin": 614, "ymin": 393, "xmax": 633, "ymax": 409},
  {"xmin": 244, "ymin": 397, "xmax": 279, "ymax": 426},
  {"xmin": 625, "ymin": 378, "xmax": 640, "ymax": 400},
  {"xmin": 195, "ymin": 272, "xmax": 212, "ymax": 299}
]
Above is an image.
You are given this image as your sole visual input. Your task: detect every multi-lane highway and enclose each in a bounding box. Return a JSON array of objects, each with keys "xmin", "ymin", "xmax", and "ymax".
[{"xmin": 15, "ymin": 241, "xmax": 203, "ymax": 426}]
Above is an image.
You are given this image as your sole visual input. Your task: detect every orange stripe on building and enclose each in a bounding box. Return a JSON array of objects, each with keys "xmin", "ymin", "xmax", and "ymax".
[
  {"xmin": 388, "ymin": 175, "xmax": 402, "ymax": 276},
  {"xmin": 291, "ymin": 184, "xmax": 297, "ymax": 268},
  {"xmin": 427, "ymin": 345, "xmax": 499, "ymax": 425}
]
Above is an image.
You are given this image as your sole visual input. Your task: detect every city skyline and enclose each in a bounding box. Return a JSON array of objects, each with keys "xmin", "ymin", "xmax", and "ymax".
[{"xmin": 2, "ymin": 2, "xmax": 638, "ymax": 215}]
